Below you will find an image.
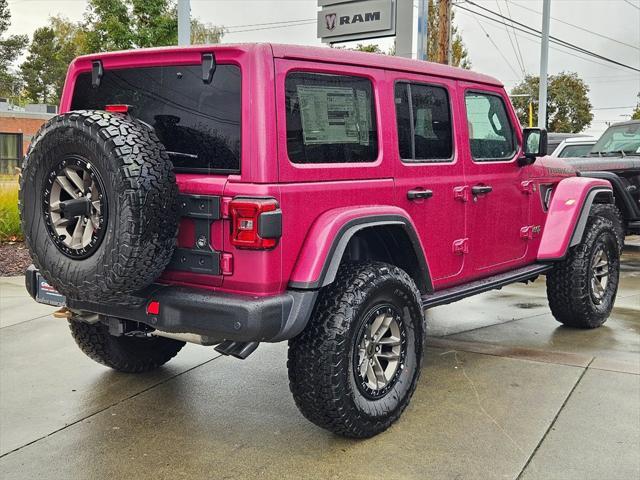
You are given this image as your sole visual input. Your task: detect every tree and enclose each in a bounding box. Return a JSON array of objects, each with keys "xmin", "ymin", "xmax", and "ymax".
[
  {"xmin": 191, "ymin": 19, "xmax": 225, "ymax": 45},
  {"xmin": 83, "ymin": 0, "xmax": 225, "ymax": 51},
  {"xmin": 632, "ymin": 93, "xmax": 640, "ymax": 121},
  {"xmin": 426, "ymin": 0, "xmax": 470, "ymax": 68},
  {"xmin": 18, "ymin": 1, "xmax": 225, "ymax": 103},
  {"xmin": 353, "ymin": 43, "xmax": 383, "ymax": 54},
  {"xmin": 511, "ymin": 73, "xmax": 593, "ymax": 133},
  {"xmin": 84, "ymin": 0, "xmax": 177, "ymax": 51},
  {"xmin": 20, "ymin": 17, "xmax": 88, "ymax": 104},
  {"xmin": 0, "ymin": 0, "xmax": 28, "ymax": 100}
]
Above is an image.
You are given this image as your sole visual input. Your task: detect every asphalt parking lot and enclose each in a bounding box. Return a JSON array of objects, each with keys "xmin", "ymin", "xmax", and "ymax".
[{"xmin": 0, "ymin": 241, "xmax": 638, "ymax": 480}]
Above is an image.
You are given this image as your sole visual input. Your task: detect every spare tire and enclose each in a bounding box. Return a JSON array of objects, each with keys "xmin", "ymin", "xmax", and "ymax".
[{"xmin": 19, "ymin": 110, "xmax": 179, "ymax": 302}]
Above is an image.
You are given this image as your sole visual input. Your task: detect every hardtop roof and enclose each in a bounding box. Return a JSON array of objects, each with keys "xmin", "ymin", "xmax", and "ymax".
[{"xmin": 72, "ymin": 43, "xmax": 503, "ymax": 87}]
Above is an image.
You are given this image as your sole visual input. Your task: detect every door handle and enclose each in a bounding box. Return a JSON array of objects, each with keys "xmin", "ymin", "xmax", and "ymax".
[
  {"xmin": 471, "ymin": 185, "xmax": 493, "ymax": 195},
  {"xmin": 407, "ymin": 189, "xmax": 434, "ymax": 200}
]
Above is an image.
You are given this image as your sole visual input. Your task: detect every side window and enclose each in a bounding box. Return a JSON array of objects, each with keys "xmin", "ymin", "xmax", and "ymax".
[
  {"xmin": 394, "ymin": 82, "xmax": 453, "ymax": 162},
  {"xmin": 465, "ymin": 92, "xmax": 517, "ymax": 161},
  {"xmin": 285, "ymin": 72, "xmax": 378, "ymax": 164}
]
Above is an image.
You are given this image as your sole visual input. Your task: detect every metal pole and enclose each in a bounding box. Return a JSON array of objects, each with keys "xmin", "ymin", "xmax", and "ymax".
[
  {"xmin": 178, "ymin": 0, "xmax": 191, "ymax": 46},
  {"xmin": 537, "ymin": 0, "xmax": 551, "ymax": 129},
  {"xmin": 417, "ymin": 0, "xmax": 428, "ymax": 61}
]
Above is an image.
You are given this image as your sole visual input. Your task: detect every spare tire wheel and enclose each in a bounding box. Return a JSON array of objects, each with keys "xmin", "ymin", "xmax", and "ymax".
[{"xmin": 19, "ymin": 110, "xmax": 179, "ymax": 302}]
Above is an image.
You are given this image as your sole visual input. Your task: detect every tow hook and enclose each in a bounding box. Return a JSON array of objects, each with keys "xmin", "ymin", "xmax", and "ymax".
[{"xmin": 52, "ymin": 307, "xmax": 72, "ymax": 319}]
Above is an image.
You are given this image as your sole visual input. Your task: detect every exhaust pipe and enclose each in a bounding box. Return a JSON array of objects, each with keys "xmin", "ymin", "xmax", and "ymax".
[
  {"xmin": 152, "ymin": 330, "xmax": 220, "ymax": 346},
  {"xmin": 153, "ymin": 332, "xmax": 260, "ymax": 359},
  {"xmin": 214, "ymin": 340, "xmax": 260, "ymax": 359}
]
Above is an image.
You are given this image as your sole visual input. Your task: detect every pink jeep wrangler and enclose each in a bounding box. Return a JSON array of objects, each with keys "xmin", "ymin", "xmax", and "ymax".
[{"xmin": 21, "ymin": 44, "xmax": 621, "ymax": 438}]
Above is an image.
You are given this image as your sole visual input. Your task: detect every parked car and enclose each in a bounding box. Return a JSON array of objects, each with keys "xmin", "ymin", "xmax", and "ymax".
[
  {"xmin": 20, "ymin": 44, "xmax": 623, "ymax": 438},
  {"xmin": 560, "ymin": 121, "xmax": 640, "ymax": 238},
  {"xmin": 546, "ymin": 132, "xmax": 592, "ymax": 155},
  {"xmin": 550, "ymin": 136, "xmax": 596, "ymax": 158}
]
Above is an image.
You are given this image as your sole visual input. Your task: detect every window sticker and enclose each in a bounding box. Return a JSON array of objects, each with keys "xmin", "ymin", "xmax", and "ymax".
[{"xmin": 296, "ymin": 85, "xmax": 370, "ymax": 146}]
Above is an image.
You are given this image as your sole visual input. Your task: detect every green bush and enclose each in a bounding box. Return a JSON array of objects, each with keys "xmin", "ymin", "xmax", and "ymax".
[{"xmin": 0, "ymin": 177, "xmax": 22, "ymax": 242}]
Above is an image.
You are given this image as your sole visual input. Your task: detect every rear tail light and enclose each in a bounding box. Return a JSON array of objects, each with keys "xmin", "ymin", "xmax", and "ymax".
[
  {"xmin": 229, "ymin": 198, "xmax": 281, "ymax": 250},
  {"xmin": 105, "ymin": 104, "xmax": 130, "ymax": 113},
  {"xmin": 146, "ymin": 300, "xmax": 160, "ymax": 315}
]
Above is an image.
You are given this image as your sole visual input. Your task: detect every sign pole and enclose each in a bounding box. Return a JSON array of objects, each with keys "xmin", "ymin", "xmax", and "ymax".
[
  {"xmin": 395, "ymin": 0, "xmax": 414, "ymax": 58},
  {"xmin": 178, "ymin": 0, "xmax": 191, "ymax": 46},
  {"xmin": 417, "ymin": 0, "xmax": 428, "ymax": 61}
]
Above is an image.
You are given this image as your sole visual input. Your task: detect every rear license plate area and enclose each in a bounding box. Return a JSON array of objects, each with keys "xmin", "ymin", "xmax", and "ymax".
[{"xmin": 36, "ymin": 273, "xmax": 66, "ymax": 306}]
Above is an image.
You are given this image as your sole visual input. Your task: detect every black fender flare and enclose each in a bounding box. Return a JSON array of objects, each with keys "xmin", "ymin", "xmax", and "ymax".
[
  {"xmin": 288, "ymin": 215, "xmax": 432, "ymax": 294},
  {"xmin": 579, "ymin": 171, "xmax": 640, "ymax": 220},
  {"xmin": 569, "ymin": 187, "xmax": 614, "ymax": 248}
]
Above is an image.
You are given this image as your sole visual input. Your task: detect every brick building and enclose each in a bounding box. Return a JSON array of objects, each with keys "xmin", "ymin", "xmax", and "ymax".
[{"xmin": 0, "ymin": 103, "xmax": 56, "ymax": 175}]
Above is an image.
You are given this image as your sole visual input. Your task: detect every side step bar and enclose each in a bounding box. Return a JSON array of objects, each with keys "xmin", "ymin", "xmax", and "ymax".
[
  {"xmin": 422, "ymin": 264, "xmax": 553, "ymax": 309},
  {"xmin": 627, "ymin": 220, "xmax": 640, "ymax": 234}
]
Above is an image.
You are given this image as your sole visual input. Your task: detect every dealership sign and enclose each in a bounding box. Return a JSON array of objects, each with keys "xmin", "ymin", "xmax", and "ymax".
[{"xmin": 317, "ymin": 0, "xmax": 396, "ymax": 43}]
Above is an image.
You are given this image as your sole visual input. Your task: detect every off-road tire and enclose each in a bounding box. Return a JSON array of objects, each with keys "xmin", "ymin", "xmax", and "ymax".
[
  {"xmin": 69, "ymin": 319, "xmax": 185, "ymax": 373},
  {"xmin": 589, "ymin": 203, "xmax": 624, "ymax": 252},
  {"xmin": 546, "ymin": 211, "xmax": 620, "ymax": 329},
  {"xmin": 288, "ymin": 262, "xmax": 425, "ymax": 438},
  {"xmin": 19, "ymin": 110, "xmax": 179, "ymax": 303}
]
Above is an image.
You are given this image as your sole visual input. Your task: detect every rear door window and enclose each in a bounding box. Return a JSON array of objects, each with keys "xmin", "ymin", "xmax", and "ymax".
[
  {"xmin": 71, "ymin": 64, "xmax": 241, "ymax": 173},
  {"xmin": 465, "ymin": 92, "xmax": 516, "ymax": 161},
  {"xmin": 285, "ymin": 72, "xmax": 378, "ymax": 164},
  {"xmin": 395, "ymin": 82, "xmax": 453, "ymax": 161}
]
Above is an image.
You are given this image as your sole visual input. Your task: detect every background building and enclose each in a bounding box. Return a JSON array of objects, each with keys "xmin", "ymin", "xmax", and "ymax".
[{"xmin": 0, "ymin": 100, "xmax": 56, "ymax": 174}]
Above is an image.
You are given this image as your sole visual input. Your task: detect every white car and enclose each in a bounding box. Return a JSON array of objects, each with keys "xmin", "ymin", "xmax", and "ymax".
[{"xmin": 550, "ymin": 136, "xmax": 597, "ymax": 158}]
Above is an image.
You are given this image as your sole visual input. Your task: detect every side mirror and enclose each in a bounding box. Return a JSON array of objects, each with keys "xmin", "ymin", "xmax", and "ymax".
[{"xmin": 519, "ymin": 128, "xmax": 548, "ymax": 166}]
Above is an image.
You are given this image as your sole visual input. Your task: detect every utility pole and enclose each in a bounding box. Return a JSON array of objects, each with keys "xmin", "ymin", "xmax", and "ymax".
[
  {"xmin": 437, "ymin": 0, "xmax": 451, "ymax": 64},
  {"xmin": 177, "ymin": 0, "xmax": 191, "ymax": 46},
  {"xmin": 417, "ymin": 0, "xmax": 428, "ymax": 61},
  {"xmin": 537, "ymin": 0, "xmax": 551, "ymax": 129}
]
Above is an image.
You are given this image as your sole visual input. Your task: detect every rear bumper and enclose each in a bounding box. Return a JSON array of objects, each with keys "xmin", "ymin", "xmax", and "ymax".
[{"xmin": 25, "ymin": 265, "xmax": 316, "ymax": 343}]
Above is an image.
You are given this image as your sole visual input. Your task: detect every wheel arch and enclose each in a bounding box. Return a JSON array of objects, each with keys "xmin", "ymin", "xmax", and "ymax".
[
  {"xmin": 579, "ymin": 170, "xmax": 640, "ymax": 220},
  {"xmin": 538, "ymin": 176, "xmax": 613, "ymax": 261},
  {"xmin": 288, "ymin": 208, "xmax": 432, "ymax": 294}
]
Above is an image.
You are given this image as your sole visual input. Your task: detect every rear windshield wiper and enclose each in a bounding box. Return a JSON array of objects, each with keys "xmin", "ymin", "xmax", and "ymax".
[{"xmin": 166, "ymin": 151, "xmax": 198, "ymax": 159}]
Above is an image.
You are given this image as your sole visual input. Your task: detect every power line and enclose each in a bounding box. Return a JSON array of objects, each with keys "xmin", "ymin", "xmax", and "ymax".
[
  {"xmin": 226, "ymin": 20, "xmax": 316, "ymax": 34},
  {"xmin": 504, "ymin": 1, "xmax": 526, "ymax": 72},
  {"xmin": 456, "ymin": 8, "xmax": 636, "ymax": 74},
  {"xmin": 508, "ymin": 1, "xmax": 639, "ymax": 51},
  {"xmin": 623, "ymin": 0, "xmax": 640, "ymax": 11},
  {"xmin": 592, "ymin": 105, "xmax": 636, "ymax": 110},
  {"xmin": 494, "ymin": 0, "xmax": 526, "ymax": 75},
  {"xmin": 462, "ymin": 0, "xmax": 640, "ymax": 71},
  {"xmin": 458, "ymin": 1, "xmax": 640, "ymax": 72},
  {"xmin": 225, "ymin": 18, "xmax": 314, "ymax": 29},
  {"xmin": 472, "ymin": 15, "xmax": 522, "ymax": 79}
]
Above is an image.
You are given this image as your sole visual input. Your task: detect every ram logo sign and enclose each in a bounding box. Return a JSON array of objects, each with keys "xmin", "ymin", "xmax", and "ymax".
[
  {"xmin": 340, "ymin": 11, "xmax": 381, "ymax": 24},
  {"xmin": 317, "ymin": 0, "xmax": 395, "ymax": 42},
  {"xmin": 325, "ymin": 13, "xmax": 337, "ymax": 31}
]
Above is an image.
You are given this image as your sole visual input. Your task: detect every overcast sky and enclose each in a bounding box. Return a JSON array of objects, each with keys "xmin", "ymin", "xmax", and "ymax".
[{"xmin": 6, "ymin": 0, "xmax": 640, "ymax": 136}]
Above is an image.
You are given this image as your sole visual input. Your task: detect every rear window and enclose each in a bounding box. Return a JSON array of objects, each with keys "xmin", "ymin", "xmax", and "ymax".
[
  {"xmin": 285, "ymin": 72, "xmax": 378, "ymax": 164},
  {"xmin": 71, "ymin": 64, "xmax": 241, "ymax": 173},
  {"xmin": 558, "ymin": 144, "xmax": 593, "ymax": 158}
]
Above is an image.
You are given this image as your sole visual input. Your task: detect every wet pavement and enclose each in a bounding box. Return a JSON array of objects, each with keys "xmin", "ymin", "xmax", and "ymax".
[{"xmin": 0, "ymin": 241, "xmax": 638, "ymax": 480}]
